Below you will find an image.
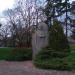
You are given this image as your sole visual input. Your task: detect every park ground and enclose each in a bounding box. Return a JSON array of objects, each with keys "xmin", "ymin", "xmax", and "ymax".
[
  {"xmin": 0, "ymin": 45, "xmax": 75, "ymax": 75},
  {"xmin": 0, "ymin": 60, "xmax": 75, "ymax": 75}
]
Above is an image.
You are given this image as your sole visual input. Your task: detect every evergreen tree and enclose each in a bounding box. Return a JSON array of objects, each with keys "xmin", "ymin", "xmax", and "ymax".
[{"xmin": 49, "ymin": 20, "xmax": 70, "ymax": 51}]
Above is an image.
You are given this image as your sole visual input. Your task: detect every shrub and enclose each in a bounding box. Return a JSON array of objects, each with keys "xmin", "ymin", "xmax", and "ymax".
[
  {"xmin": 34, "ymin": 57, "xmax": 71, "ymax": 70},
  {"xmin": 34, "ymin": 48, "xmax": 71, "ymax": 70},
  {"xmin": 6, "ymin": 48, "xmax": 32, "ymax": 61},
  {"xmin": 36, "ymin": 47, "xmax": 69, "ymax": 59}
]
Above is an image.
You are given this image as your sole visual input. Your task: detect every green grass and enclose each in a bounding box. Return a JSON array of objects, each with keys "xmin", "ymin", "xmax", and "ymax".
[
  {"xmin": 0, "ymin": 47, "xmax": 32, "ymax": 61},
  {"xmin": 6, "ymin": 48, "xmax": 32, "ymax": 61},
  {"xmin": 0, "ymin": 47, "xmax": 13, "ymax": 60}
]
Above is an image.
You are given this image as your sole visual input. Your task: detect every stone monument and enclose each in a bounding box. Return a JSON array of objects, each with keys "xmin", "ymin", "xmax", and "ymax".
[{"xmin": 32, "ymin": 22, "xmax": 49, "ymax": 58}]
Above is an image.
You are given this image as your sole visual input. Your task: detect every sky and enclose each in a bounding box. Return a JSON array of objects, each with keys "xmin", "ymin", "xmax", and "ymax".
[
  {"xmin": 0, "ymin": 0, "xmax": 15, "ymax": 23},
  {"xmin": 0, "ymin": 0, "xmax": 15, "ymax": 13},
  {"xmin": 0, "ymin": 0, "xmax": 74, "ymax": 18},
  {"xmin": 0, "ymin": 0, "xmax": 74, "ymax": 13},
  {"xmin": 70, "ymin": 0, "xmax": 75, "ymax": 2}
]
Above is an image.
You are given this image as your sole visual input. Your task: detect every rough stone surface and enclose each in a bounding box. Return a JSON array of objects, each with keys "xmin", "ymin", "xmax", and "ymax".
[
  {"xmin": 32, "ymin": 22, "xmax": 49, "ymax": 57},
  {"xmin": 0, "ymin": 61, "xmax": 75, "ymax": 75}
]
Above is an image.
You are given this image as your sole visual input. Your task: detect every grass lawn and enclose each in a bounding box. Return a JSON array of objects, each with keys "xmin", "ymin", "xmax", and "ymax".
[
  {"xmin": 0, "ymin": 47, "xmax": 32, "ymax": 61},
  {"xmin": 0, "ymin": 47, "xmax": 13, "ymax": 60}
]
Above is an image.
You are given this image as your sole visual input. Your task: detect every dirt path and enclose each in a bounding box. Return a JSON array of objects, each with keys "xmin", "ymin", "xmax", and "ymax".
[{"xmin": 0, "ymin": 61, "xmax": 75, "ymax": 75}]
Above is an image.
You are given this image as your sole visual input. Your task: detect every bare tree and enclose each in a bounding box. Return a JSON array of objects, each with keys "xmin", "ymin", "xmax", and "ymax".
[
  {"xmin": 3, "ymin": 0, "xmax": 45, "ymax": 47},
  {"xmin": 3, "ymin": 7, "xmax": 32, "ymax": 47},
  {"xmin": 0, "ymin": 23, "xmax": 11, "ymax": 47}
]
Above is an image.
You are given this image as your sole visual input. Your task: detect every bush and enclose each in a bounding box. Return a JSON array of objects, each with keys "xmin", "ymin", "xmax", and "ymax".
[
  {"xmin": 34, "ymin": 48, "xmax": 71, "ymax": 70},
  {"xmin": 34, "ymin": 57, "xmax": 71, "ymax": 70},
  {"xmin": 6, "ymin": 48, "xmax": 32, "ymax": 61},
  {"xmin": 36, "ymin": 47, "xmax": 69, "ymax": 59}
]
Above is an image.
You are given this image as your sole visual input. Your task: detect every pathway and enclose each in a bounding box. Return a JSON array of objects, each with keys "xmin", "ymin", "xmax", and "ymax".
[{"xmin": 0, "ymin": 61, "xmax": 75, "ymax": 75}]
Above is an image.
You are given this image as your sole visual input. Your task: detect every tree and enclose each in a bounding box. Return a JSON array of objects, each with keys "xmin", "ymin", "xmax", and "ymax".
[
  {"xmin": 65, "ymin": 0, "xmax": 71, "ymax": 37},
  {"xmin": 44, "ymin": 0, "xmax": 66, "ymax": 25},
  {"xmin": 3, "ymin": 0, "xmax": 46, "ymax": 47},
  {"xmin": 49, "ymin": 20, "xmax": 70, "ymax": 57},
  {"xmin": 70, "ymin": 1, "xmax": 75, "ymax": 39},
  {"xmin": 44, "ymin": 0, "xmax": 70, "ymax": 37},
  {"xmin": 0, "ymin": 24, "xmax": 11, "ymax": 47}
]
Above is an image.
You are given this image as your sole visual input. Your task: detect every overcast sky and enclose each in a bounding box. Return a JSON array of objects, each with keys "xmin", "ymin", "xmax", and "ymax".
[
  {"xmin": 0, "ymin": 0, "xmax": 74, "ymax": 18},
  {"xmin": 0, "ymin": 0, "xmax": 15, "ymax": 13},
  {"xmin": 70, "ymin": 0, "xmax": 75, "ymax": 2},
  {"xmin": 0, "ymin": 0, "xmax": 74, "ymax": 13}
]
